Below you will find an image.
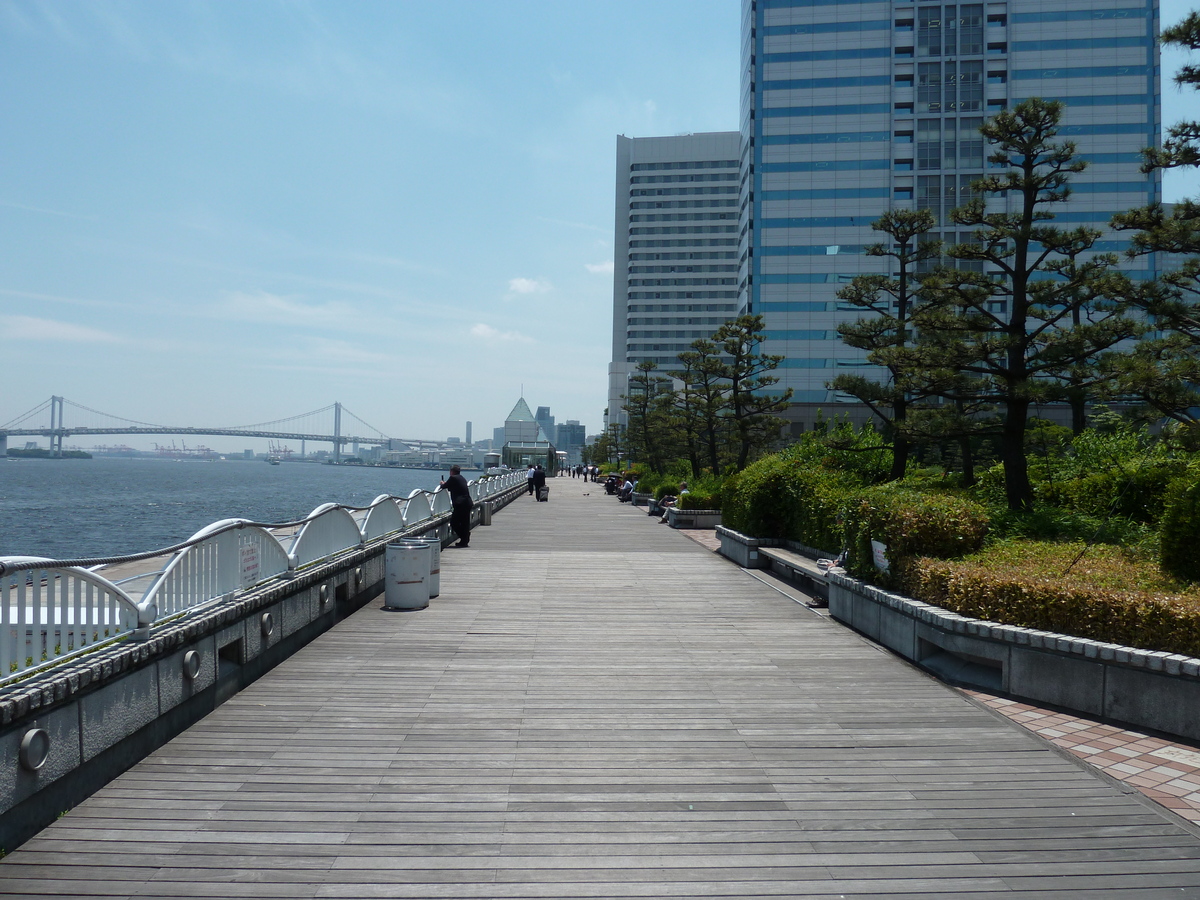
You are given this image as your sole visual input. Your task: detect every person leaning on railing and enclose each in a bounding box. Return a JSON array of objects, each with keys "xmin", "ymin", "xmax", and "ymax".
[{"xmin": 440, "ymin": 465, "xmax": 474, "ymax": 548}]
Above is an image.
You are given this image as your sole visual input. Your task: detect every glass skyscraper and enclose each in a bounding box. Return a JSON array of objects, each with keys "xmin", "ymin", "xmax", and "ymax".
[
  {"xmin": 609, "ymin": 1, "xmax": 1161, "ymax": 432},
  {"xmin": 738, "ymin": 0, "xmax": 1160, "ymax": 429}
]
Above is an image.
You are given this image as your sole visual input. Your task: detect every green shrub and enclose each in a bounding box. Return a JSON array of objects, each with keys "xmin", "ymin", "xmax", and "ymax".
[
  {"xmin": 987, "ymin": 505, "xmax": 1154, "ymax": 548},
  {"xmin": 633, "ymin": 472, "xmax": 663, "ymax": 496},
  {"xmin": 786, "ymin": 421, "xmax": 893, "ymax": 482},
  {"xmin": 1161, "ymin": 471, "xmax": 1200, "ymax": 582},
  {"xmin": 654, "ymin": 479, "xmax": 689, "ymax": 501},
  {"xmin": 905, "ymin": 549, "xmax": 1200, "ymax": 658},
  {"xmin": 1037, "ymin": 462, "xmax": 1185, "ymax": 524},
  {"xmin": 842, "ymin": 484, "xmax": 989, "ymax": 584},
  {"xmin": 722, "ymin": 453, "xmax": 859, "ymax": 551},
  {"xmin": 678, "ymin": 474, "xmax": 725, "ymax": 510}
]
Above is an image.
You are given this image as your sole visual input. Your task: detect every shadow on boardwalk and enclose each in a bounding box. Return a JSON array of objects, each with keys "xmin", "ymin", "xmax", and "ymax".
[{"xmin": 3, "ymin": 478, "xmax": 1200, "ymax": 898}]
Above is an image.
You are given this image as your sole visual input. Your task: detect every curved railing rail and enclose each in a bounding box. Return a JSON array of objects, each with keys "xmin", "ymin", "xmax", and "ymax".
[{"xmin": 0, "ymin": 471, "xmax": 526, "ymax": 684}]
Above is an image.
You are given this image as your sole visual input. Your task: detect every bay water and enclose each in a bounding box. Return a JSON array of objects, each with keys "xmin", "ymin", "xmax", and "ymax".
[{"xmin": 0, "ymin": 457, "xmax": 447, "ymax": 560}]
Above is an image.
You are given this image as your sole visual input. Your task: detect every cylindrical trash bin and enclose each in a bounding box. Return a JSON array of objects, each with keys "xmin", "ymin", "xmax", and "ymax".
[
  {"xmin": 479, "ymin": 500, "xmax": 492, "ymax": 526},
  {"xmin": 425, "ymin": 539, "xmax": 441, "ymax": 599},
  {"xmin": 383, "ymin": 541, "xmax": 430, "ymax": 611}
]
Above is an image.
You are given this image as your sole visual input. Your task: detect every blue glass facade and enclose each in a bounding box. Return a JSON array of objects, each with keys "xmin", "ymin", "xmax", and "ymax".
[{"xmin": 739, "ymin": 0, "xmax": 1161, "ymax": 425}]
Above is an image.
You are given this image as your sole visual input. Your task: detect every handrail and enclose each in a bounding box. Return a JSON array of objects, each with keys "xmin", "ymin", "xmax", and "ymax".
[
  {"xmin": 0, "ymin": 470, "xmax": 526, "ymax": 684},
  {"xmin": 1, "ymin": 557, "xmax": 141, "ymax": 680}
]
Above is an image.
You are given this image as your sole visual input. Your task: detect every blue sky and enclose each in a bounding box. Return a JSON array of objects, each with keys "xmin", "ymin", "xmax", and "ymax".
[
  {"xmin": 0, "ymin": 1, "xmax": 738, "ymax": 447},
  {"xmin": 1, "ymin": 1, "xmax": 1197, "ymax": 450}
]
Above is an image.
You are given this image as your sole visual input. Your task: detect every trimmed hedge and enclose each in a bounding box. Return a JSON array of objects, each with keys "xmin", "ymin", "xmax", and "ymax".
[
  {"xmin": 905, "ymin": 554, "xmax": 1200, "ymax": 659},
  {"xmin": 678, "ymin": 474, "xmax": 724, "ymax": 511},
  {"xmin": 842, "ymin": 485, "xmax": 990, "ymax": 584},
  {"xmin": 1161, "ymin": 472, "xmax": 1200, "ymax": 582},
  {"xmin": 722, "ymin": 454, "xmax": 857, "ymax": 551},
  {"xmin": 1035, "ymin": 462, "xmax": 1186, "ymax": 523}
]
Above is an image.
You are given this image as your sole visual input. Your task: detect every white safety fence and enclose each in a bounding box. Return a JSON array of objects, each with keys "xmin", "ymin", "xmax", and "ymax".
[{"xmin": 0, "ymin": 471, "xmax": 525, "ymax": 685}]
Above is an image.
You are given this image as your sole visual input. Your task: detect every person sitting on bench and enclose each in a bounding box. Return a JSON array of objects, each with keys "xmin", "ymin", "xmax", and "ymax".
[
  {"xmin": 617, "ymin": 473, "xmax": 636, "ymax": 502},
  {"xmin": 656, "ymin": 482, "xmax": 688, "ymax": 522}
]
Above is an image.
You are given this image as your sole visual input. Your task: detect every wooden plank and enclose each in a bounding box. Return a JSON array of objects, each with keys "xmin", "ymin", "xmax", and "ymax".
[{"xmin": 3, "ymin": 479, "xmax": 1200, "ymax": 897}]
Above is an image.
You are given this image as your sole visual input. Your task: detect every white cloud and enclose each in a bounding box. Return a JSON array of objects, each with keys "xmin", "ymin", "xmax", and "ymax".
[
  {"xmin": 219, "ymin": 290, "xmax": 358, "ymax": 327},
  {"xmin": 304, "ymin": 337, "xmax": 392, "ymax": 365},
  {"xmin": 585, "ymin": 261, "xmax": 614, "ymax": 275},
  {"xmin": 644, "ymin": 99, "xmax": 658, "ymax": 116},
  {"xmin": 0, "ymin": 315, "xmax": 122, "ymax": 344},
  {"xmin": 470, "ymin": 323, "xmax": 534, "ymax": 344},
  {"xmin": 507, "ymin": 277, "xmax": 552, "ymax": 295},
  {"xmin": 535, "ymin": 216, "xmax": 606, "ymax": 234}
]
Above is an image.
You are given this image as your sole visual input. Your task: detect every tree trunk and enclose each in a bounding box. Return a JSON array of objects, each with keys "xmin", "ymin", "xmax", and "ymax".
[
  {"xmin": 888, "ymin": 397, "xmax": 909, "ymax": 481},
  {"xmin": 708, "ymin": 435, "xmax": 722, "ymax": 477},
  {"xmin": 959, "ymin": 435, "xmax": 976, "ymax": 487},
  {"xmin": 1070, "ymin": 388, "xmax": 1087, "ymax": 435},
  {"xmin": 1001, "ymin": 400, "xmax": 1034, "ymax": 510}
]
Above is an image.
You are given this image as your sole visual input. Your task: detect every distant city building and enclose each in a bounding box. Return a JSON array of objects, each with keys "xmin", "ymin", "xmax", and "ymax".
[
  {"xmin": 555, "ymin": 419, "xmax": 587, "ymax": 466},
  {"xmin": 465, "ymin": 421, "xmax": 472, "ymax": 446},
  {"xmin": 535, "ymin": 406, "xmax": 555, "ymax": 437},
  {"xmin": 504, "ymin": 398, "xmax": 540, "ymax": 444},
  {"xmin": 386, "ymin": 449, "xmax": 427, "ymax": 466},
  {"xmin": 607, "ymin": 132, "xmax": 742, "ymax": 427},
  {"xmin": 439, "ymin": 448, "xmax": 475, "ymax": 468},
  {"xmin": 502, "ymin": 397, "xmax": 558, "ymax": 471},
  {"xmin": 493, "ymin": 426, "xmax": 506, "ymax": 448}
]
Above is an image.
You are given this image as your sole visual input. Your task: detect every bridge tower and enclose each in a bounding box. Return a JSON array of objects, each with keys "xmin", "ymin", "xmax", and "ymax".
[
  {"xmin": 50, "ymin": 395, "xmax": 64, "ymax": 458},
  {"xmin": 333, "ymin": 401, "xmax": 342, "ymax": 465}
]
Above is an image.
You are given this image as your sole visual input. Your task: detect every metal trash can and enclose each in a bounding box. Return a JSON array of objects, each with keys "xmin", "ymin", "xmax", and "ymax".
[
  {"xmin": 479, "ymin": 500, "xmax": 492, "ymax": 526},
  {"xmin": 425, "ymin": 539, "xmax": 441, "ymax": 599},
  {"xmin": 383, "ymin": 541, "xmax": 430, "ymax": 611}
]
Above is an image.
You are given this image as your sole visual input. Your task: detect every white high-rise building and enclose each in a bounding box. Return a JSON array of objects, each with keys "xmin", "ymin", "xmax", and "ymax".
[{"xmin": 606, "ymin": 132, "xmax": 742, "ymax": 427}]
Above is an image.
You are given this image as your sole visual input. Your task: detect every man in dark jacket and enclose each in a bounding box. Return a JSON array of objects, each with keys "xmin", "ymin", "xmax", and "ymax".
[
  {"xmin": 531, "ymin": 464, "xmax": 547, "ymax": 501},
  {"xmin": 440, "ymin": 465, "xmax": 473, "ymax": 547}
]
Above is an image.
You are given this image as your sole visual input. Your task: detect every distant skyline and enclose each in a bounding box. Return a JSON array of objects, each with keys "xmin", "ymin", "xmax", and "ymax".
[
  {"xmin": 0, "ymin": 1, "xmax": 739, "ymax": 448},
  {"xmin": 2, "ymin": 2, "xmax": 1197, "ymax": 450}
]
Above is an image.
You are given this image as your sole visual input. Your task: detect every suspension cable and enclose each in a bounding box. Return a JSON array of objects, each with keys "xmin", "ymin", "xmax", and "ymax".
[{"xmin": 1, "ymin": 398, "xmax": 53, "ymax": 430}]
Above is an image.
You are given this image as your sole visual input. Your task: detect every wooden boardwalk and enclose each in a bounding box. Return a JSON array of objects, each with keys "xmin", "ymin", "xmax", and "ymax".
[{"xmin": 4, "ymin": 479, "xmax": 1200, "ymax": 898}]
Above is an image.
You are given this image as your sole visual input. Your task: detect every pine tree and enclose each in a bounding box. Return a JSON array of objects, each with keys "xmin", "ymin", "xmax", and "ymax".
[
  {"xmin": 831, "ymin": 208, "xmax": 940, "ymax": 480},
  {"xmin": 911, "ymin": 99, "xmax": 1139, "ymax": 510},
  {"xmin": 711, "ymin": 314, "xmax": 793, "ymax": 471},
  {"xmin": 671, "ymin": 339, "xmax": 729, "ymax": 477},
  {"xmin": 1110, "ymin": 10, "xmax": 1200, "ymax": 425},
  {"xmin": 622, "ymin": 360, "xmax": 675, "ymax": 472}
]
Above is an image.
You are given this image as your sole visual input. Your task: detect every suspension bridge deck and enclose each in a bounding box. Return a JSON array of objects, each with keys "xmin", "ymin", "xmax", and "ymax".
[{"xmin": 3, "ymin": 480, "xmax": 1200, "ymax": 898}]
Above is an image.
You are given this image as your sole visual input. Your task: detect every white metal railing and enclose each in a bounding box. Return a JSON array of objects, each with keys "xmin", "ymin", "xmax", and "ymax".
[
  {"xmin": 140, "ymin": 520, "xmax": 291, "ymax": 623},
  {"xmin": 0, "ymin": 471, "xmax": 526, "ymax": 683},
  {"xmin": 2, "ymin": 559, "xmax": 140, "ymax": 679}
]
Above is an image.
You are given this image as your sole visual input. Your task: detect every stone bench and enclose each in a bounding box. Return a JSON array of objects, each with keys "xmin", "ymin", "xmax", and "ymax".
[
  {"xmin": 758, "ymin": 546, "xmax": 832, "ymax": 604},
  {"xmin": 666, "ymin": 508, "xmax": 722, "ymax": 529}
]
